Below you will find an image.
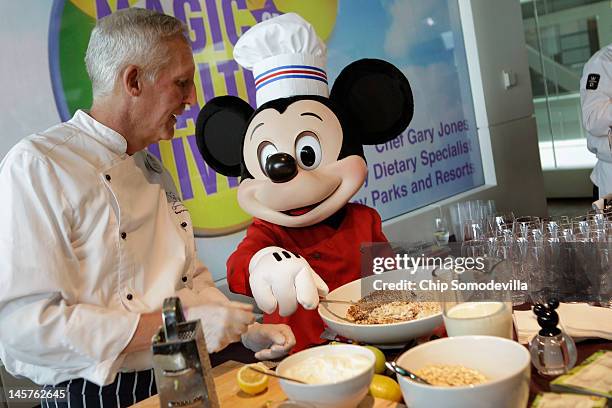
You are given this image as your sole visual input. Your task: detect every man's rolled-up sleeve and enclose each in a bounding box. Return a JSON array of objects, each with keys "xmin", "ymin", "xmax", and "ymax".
[{"xmin": 0, "ymin": 151, "xmax": 139, "ymax": 385}]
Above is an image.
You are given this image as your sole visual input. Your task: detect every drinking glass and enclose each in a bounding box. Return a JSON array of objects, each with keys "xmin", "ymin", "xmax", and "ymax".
[
  {"xmin": 433, "ymin": 217, "xmax": 450, "ymax": 246},
  {"xmin": 443, "ymin": 300, "xmax": 513, "ymax": 339},
  {"xmin": 436, "ymin": 261, "xmax": 514, "ymax": 339},
  {"xmin": 485, "ymin": 200, "xmax": 497, "ymax": 216},
  {"xmin": 493, "ymin": 212, "xmax": 515, "ymax": 234},
  {"xmin": 520, "ymin": 241, "xmax": 546, "ymax": 303},
  {"xmin": 462, "ymin": 219, "xmax": 483, "ymax": 241},
  {"xmin": 541, "ymin": 220, "xmax": 560, "ymax": 241},
  {"xmin": 590, "ymin": 239, "xmax": 612, "ymax": 308},
  {"xmin": 461, "ymin": 239, "xmax": 488, "ymax": 258},
  {"xmin": 514, "ymin": 216, "xmax": 540, "ymax": 238},
  {"xmin": 587, "ymin": 212, "xmax": 606, "ymax": 231},
  {"xmin": 597, "ymin": 244, "xmax": 612, "ymax": 309}
]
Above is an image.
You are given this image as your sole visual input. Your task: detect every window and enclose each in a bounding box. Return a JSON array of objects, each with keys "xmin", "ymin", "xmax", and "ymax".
[{"xmin": 521, "ymin": 0, "xmax": 611, "ymax": 169}]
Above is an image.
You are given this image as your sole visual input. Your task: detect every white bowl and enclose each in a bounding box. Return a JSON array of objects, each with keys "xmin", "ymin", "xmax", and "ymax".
[
  {"xmin": 318, "ymin": 268, "xmax": 443, "ymax": 345},
  {"xmin": 276, "ymin": 344, "xmax": 375, "ymax": 408},
  {"xmin": 396, "ymin": 336, "xmax": 531, "ymax": 408}
]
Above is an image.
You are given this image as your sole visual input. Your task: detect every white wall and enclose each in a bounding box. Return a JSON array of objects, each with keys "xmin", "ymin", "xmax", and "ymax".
[{"xmin": 0, "ymin": 2, "xmax": 58, "ymax": 158}]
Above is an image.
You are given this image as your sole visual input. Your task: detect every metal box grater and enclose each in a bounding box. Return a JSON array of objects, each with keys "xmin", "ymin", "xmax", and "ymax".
[{"xmin": 152, "ymin": 297, "xmax": 219, "ymax": 408}]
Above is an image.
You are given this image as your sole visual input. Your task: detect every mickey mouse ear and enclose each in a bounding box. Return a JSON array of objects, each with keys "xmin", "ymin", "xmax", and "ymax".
[
  {"xmin": 195, "ymin": 96, "xmax": 254, "ymax": 177},
  {"xmin": 330, "ymin": 59, "xmax": 414, "ymax": 145}
]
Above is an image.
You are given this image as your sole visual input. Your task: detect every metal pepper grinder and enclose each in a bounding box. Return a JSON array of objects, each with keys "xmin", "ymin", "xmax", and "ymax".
[
  {"xmin": 152, "ymin": 297, "xmax": 220, "ymax": 408},
  {"xmin": 528, "ymin": 299, "xmax": 577, "ymax": 376}
]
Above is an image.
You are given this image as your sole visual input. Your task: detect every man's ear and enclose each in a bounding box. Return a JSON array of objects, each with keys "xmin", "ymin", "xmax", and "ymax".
[
  {"xmin": 195, "ymin": 96, "xmax": 254, "ymax": 177},
  {"xmin": 122, "ymin": 65, "xmax": 142, "ymax": 96},
  {"xmin": 330, "ymin": 59, "xmax": 414, "ymax": 145}
]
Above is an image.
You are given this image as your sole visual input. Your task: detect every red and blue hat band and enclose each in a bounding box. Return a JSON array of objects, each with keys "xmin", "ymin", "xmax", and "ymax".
[{"xmin": 254, "ymin": 65, "xmax": 328, "ymax": 91}]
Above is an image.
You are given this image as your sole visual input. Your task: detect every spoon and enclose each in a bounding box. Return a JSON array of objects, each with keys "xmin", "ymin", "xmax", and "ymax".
[
  {"xmin": 247, "ymin": 366, "xmax": 307, "ymax": 384},
  {"xmin": 317, "ymin": 298, "xmax": 358, "ymax": 305},
  {"xmin": 385, "ymin": 361, "xmax": 431, "ymax": 385}
]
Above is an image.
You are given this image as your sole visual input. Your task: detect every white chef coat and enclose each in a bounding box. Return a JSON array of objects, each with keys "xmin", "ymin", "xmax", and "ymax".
[
  {"xmin": 580, "ymin": 43, "xmax": 612, "ymax": 197},
  {"xmin": 0, "ymin": 110, "xmax": 217, "ymax": 386}
]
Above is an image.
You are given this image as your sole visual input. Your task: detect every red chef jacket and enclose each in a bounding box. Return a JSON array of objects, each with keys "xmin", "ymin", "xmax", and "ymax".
[{"xmin": 227, "ymin": 203, "xmax": 389, "ymax": 351}]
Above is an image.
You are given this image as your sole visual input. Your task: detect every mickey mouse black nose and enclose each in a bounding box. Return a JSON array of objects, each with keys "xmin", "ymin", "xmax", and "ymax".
[{"xmin": 265, "ymin": 153, "xmax": 298, "ymax": 183}]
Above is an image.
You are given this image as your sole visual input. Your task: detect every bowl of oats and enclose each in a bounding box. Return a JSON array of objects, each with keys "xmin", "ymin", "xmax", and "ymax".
[
  {"xmin": 318, "ymin": 268, "xmax": 443, "ymax": 345},
  {"xmin": 395, "ymin": 336, "xmax": 531, "ymax": 408}
]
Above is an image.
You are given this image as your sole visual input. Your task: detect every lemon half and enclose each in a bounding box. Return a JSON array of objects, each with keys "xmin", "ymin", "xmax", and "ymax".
[{"xmin": 236, "ymin": 363, "xmax": 270, "ymax": 395}]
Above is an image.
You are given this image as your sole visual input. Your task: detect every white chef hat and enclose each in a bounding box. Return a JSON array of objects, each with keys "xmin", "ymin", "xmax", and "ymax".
[{"xmin": 233, "ymin": 13, "xmax": 328, "ymax": 107}]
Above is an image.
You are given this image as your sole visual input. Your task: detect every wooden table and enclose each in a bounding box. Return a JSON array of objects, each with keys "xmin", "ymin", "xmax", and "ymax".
[
  {"xmin": 132, "ymin": 341, "xmax": 612, "ymax": 407},
  {"xmin": 132, "ymin": 360, "xmax": 404, "ymax": 408},
  {"xmin": 132, "ymin": 315, "xmax": 611, "ymax": 407}
]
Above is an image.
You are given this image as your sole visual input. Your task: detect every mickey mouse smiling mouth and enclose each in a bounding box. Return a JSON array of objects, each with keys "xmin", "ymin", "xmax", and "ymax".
[
  {"xmin": 282, "ymin": 201, "xmax": 324, "ymax": 216},
  {"xmin": 281, "ymin": 188, "xmax": 338, "ymax": 217}
]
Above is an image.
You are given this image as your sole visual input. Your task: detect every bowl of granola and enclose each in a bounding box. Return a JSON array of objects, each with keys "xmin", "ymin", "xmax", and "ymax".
[
  {"xmin": 318, "ymin": 268, "xmax": 442, "ymax": 345},
  {"xmin": 395, "ymin": 336, "xmax": 531, "ymax": 408}
]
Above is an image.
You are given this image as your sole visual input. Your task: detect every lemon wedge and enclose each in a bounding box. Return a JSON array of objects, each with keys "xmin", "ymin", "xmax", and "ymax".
[{"xmin": 236, "ymin": 363, "xmax": 270, "ymax": 395}]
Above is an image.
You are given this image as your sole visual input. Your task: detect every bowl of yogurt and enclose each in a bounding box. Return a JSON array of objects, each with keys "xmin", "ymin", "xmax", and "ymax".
[{"xmin": 276, "ymin": 344, "xmax": 375, "ymax": 408}]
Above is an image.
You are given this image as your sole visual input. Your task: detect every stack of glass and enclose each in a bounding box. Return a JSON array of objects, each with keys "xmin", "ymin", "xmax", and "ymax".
[
  {"xmin": 447, "ymin": 200, "xmax": 497, "ymax": 242},
  {"xmin": 440, "ymin": 203, "xmax": 612, "ymax": 307}
]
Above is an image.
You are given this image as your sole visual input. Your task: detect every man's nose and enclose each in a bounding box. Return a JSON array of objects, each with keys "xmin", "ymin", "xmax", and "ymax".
[{"xmin": 184, "ymin": 83, "xmax": 197, "ymax": 105}]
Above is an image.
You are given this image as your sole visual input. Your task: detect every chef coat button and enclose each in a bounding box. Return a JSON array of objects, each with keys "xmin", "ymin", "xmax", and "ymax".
[
  {"xmin": 121, "ymin": 232, "xmax": 127, "ymax": 240},
  {"xmin": 180, "ymin": 221, "xmax": 187, "ymax": 228},
  {"xmin": 105, "ymin": 174, "xmax": 111, "ymax": 181},
  {"xmin": 312, "ymin": 252, "xmax": 321, "ymax": 259},
  {"xmin": 126, "ymin": 293, "xmax": 133, "ymax": 300},
  {"xmin": 182, "ymin": 276, "xmax": 188, "ymax": 282}
]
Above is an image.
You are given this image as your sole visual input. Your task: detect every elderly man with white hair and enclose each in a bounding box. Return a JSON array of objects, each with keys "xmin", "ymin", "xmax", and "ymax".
[{"xmin": 0, "ymin": 8, "xmax": 294, "ymax": 408}]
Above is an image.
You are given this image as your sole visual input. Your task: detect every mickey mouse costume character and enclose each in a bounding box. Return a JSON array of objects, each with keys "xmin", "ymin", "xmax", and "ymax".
[{"xmin": 196, "ymin": 13, "xmax": 414, "ymax": 351}]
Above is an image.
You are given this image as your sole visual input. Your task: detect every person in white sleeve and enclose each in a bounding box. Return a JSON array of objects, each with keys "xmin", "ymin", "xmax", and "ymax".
[
  {"xmin": 0, "ymin": 8, "xmax": 294, "ymax": 408},
  {"xmin": 580, "ymin": 43, "xmax": 612, "ymax": 199}
]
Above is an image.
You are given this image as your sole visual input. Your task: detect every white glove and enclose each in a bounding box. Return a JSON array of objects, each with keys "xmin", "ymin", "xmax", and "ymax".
[
  {"xmin": 186, "ymin": 301, "xmax": 255, "ymax": 353},
  {"xmin": 241, "ymin": 322, "xmax": 296, "ymax": 360},
  {"xmin": 248, "ymin": 246, "xmax": 329, "ymax": 316}
]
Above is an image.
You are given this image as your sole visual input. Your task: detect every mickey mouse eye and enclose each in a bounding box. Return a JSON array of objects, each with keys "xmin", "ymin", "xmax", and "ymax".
[
  {"xmin": 258, "ymin": 142, "xmax": 278, "ymax": 175},
  {"xmin": 295, "ymin": 131, "xmax": 322, "ymax": 170}
]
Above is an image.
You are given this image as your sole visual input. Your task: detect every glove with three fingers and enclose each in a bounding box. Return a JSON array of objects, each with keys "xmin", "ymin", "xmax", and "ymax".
[{"xmin": 248, "ymin": 246, "xmax": 329, "ymax": 316}]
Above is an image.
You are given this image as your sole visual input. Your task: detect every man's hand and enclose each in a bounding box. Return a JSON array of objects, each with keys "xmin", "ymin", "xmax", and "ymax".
[
  {"xmin": 186, "ymin": 301, "xmax": 255, "ymax": 353},
  {"xmin": 242, "ymin": 322, "xmax": 296, "ymax": 360},
  {"xmin": 176, "ymin": 287, "xmax": 202, "ymax": 307},
  {"xmin": 248, "ymin": 246, "xmax": 329, "ymax": 316}
]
